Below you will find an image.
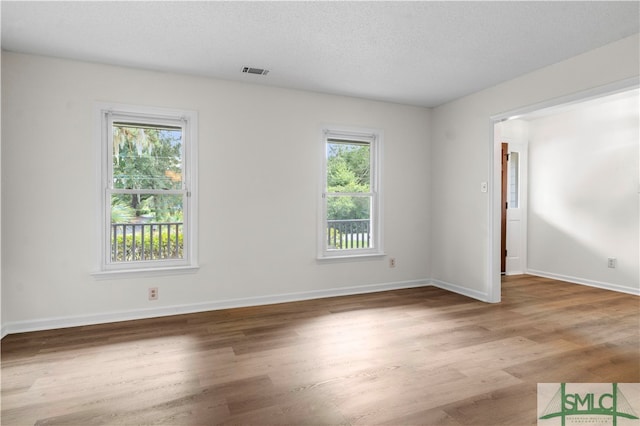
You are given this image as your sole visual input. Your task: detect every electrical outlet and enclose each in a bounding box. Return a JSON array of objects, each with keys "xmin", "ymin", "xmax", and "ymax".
[
  {"xmin": 607, "ymin": 258, "xmax": 617, "ymax": 269},
  {"xmin": 389, "ymin": 257, "xmax": 396, "ymax": 268},
  {"xmin": 149, "ymin": 287, "xmax": 158, "ymax": 300}
]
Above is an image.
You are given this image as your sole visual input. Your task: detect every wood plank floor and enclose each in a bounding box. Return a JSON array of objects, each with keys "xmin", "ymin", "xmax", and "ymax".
[{"xmin": 2, "ymin": 275, "xmax": 639, "ymax": 425}]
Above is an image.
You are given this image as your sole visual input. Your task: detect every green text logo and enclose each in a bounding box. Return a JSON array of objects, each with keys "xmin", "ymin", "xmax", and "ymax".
[{"xmin": 538, "ymin": 383, "xmax": 639, "ymax": 426}]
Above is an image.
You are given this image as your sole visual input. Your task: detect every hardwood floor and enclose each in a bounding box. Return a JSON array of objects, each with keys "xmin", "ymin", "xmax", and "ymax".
[{"xmin": 2, "ymin": 275, "xmax": 638, "ymax": 425}]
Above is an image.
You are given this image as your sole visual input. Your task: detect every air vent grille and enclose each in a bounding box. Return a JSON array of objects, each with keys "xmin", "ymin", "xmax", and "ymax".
[{"xmin": 242, "ymin": 66, "xmax": 270, "ymax": 76}]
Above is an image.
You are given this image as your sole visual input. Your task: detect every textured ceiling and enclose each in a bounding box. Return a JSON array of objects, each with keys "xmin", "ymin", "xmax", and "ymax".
[{"xmin": 2, "ymin": 1, "xmax": 639, "ymax": 107}]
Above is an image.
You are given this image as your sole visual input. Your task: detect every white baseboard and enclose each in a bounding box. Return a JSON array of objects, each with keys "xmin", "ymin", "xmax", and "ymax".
[
  {"xmin": 526, "ymin": 269, "xmax": 640, "ymax": 296},
  {"xmin": 430, "ymin": 279, "xmax": 489, "ymax": 302},
  {"xmin": 1, "ymin": 279, "xmax": 432, "ymax": 337},
  {"xmin": 3, "ymin": 272, "xmax": 634, "ymax": 339}
]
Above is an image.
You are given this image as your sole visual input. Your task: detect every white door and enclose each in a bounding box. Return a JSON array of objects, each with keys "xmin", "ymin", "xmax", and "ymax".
[{"xmin": 506, "ymin": 143, "xmax": 527, "ymax": 275}]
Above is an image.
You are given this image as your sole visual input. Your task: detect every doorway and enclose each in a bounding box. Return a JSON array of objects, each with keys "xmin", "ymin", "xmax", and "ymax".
[
  {"xmin": 495, "ymin": 138, "xmax": 528, "ymax": 275},
  {"xmin": 488, "ymin": 77, "xmax": 638, "ymax": 303},
  {"xmin": 501, "ymin": 143, "xmax": 507, "ymax": 274},
  {"xmin": 499, "ymin": 139, "xmax": 527, "ymax": 276}
]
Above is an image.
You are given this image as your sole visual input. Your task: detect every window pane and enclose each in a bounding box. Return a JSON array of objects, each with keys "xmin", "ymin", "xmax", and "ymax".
[
  {"xmin": 508, "ymin": 152, "xmax": 519, "ymax": 208},
  {"xmin": 110, "ymin": 193, "xmax": 184, "ymax": 262},
  {"xmin": 327, "ymin": 140, "xmax": 370, "ymax": 193},
  {"xmin": 326, "ymin": 195, "xmax": 372, "ymax": 250},
  {"xmin": 112, "ymin": 124, "xmax": 183, "ymax": 190}
]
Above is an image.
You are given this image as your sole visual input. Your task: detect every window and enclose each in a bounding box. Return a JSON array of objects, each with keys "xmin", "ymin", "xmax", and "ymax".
[
  {"xmin": 319, "ymin": 127, "xmax": 383, "ymax": 258},
  {"xmin": 95, "ymin": 103, "xmax": 198, "ymax": 275},
  {"xmin": 508, "ymin": 151, "xmax": 519, "ymax": 208}
]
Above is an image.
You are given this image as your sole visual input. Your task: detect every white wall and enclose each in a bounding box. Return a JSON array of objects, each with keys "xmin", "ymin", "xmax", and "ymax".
[
  {"xmin": 1, "ymin": 52, "xmax": 431, "ymax": 333},
  {"xmin": 527, "ymin": 90, "xmax": 639, "ymax": 292},
  {"xmin": 431, "ymin": 34, "xmax": 639, "ymax": 300}
]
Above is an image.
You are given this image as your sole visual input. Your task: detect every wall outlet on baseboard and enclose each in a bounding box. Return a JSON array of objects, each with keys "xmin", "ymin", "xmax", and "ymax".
[
  {"xmin": 149, "ymin": 287, "xmax": 158, "ymax": 300},
  {"xmin": 607, "ymin": 258, "xmax": 617, "ymax": 269}
]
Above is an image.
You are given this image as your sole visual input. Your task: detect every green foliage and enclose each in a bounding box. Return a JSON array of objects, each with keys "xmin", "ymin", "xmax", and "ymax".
[
  {"xmin": 113, "ymin": 125, "xmax": 182, "ymax": 190},
  {"xmin": 327, "ymin": 227, "xmax": 342, "ymax": 249},
  {"xmin": 111, "ymin": 198, "xmax": 135, "ymax": 223},
  {"xmin": 111, "ymin": 228, "xmax": 183, "ymax": 262},
  {"xmin": 327, "ymin": 142, "xmax": 370, "ymax": 190},
  {"xmin": 327, "ymin": 142, "xmax": 371, "ymax": 220},
  {"xmin": 327, "ymin": 196, "xmax": 370, "ymax": 221},
  {"xmin": 112, "ymin": 125, "xmax": 183, "ymax": 222},
  {"xmin": 111, "ymin": 194, "xmax": 183, "ymax": 223}
]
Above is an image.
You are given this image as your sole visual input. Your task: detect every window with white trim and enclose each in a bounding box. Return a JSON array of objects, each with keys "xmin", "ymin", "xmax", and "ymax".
[
  {"xmin": 319, "ymin": 127, "xmax": 383, "ymax": 258},
  {"xmin": 95, "ymin": 104, "xmax": 198, "ymax": 275}
]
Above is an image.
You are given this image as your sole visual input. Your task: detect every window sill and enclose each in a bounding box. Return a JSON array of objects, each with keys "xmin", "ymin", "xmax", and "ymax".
[
  {"xmin": 92, "ymin": 265, "xmax": 199, "ymax": 280},
  {"xmin": 317, "ymin": 252, "xmax": 386, "ymax": 263}
]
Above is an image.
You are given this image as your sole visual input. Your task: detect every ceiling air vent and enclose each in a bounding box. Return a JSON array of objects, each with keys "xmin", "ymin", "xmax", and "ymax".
[{"xmin": 242, "ymin": 66, "xmax": 270, "ymax": 76}]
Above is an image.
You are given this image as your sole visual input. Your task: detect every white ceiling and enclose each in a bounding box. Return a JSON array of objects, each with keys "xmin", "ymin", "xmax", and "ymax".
[{"xmin": 2, "ymin": 1, "xmax": 639, "ymax": 107}]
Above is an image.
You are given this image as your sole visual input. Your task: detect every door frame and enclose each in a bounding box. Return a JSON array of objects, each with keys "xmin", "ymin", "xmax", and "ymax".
[
  {"xmin": 486, "ymin": 77, "xmax": 639, "ymax": 303},
  {"xmin": 501, "ymin": 142, "xmax": 508, "ymax": 274}
]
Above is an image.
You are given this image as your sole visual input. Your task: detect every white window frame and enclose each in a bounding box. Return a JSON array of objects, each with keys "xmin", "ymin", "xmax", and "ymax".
[
  {"xmin": 318, "ymin": 126, "xmax": 384, "ymax": 260},
  {"xmin": 93, "ymin": 102, "xmax": 198, "ymax": 278}
]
